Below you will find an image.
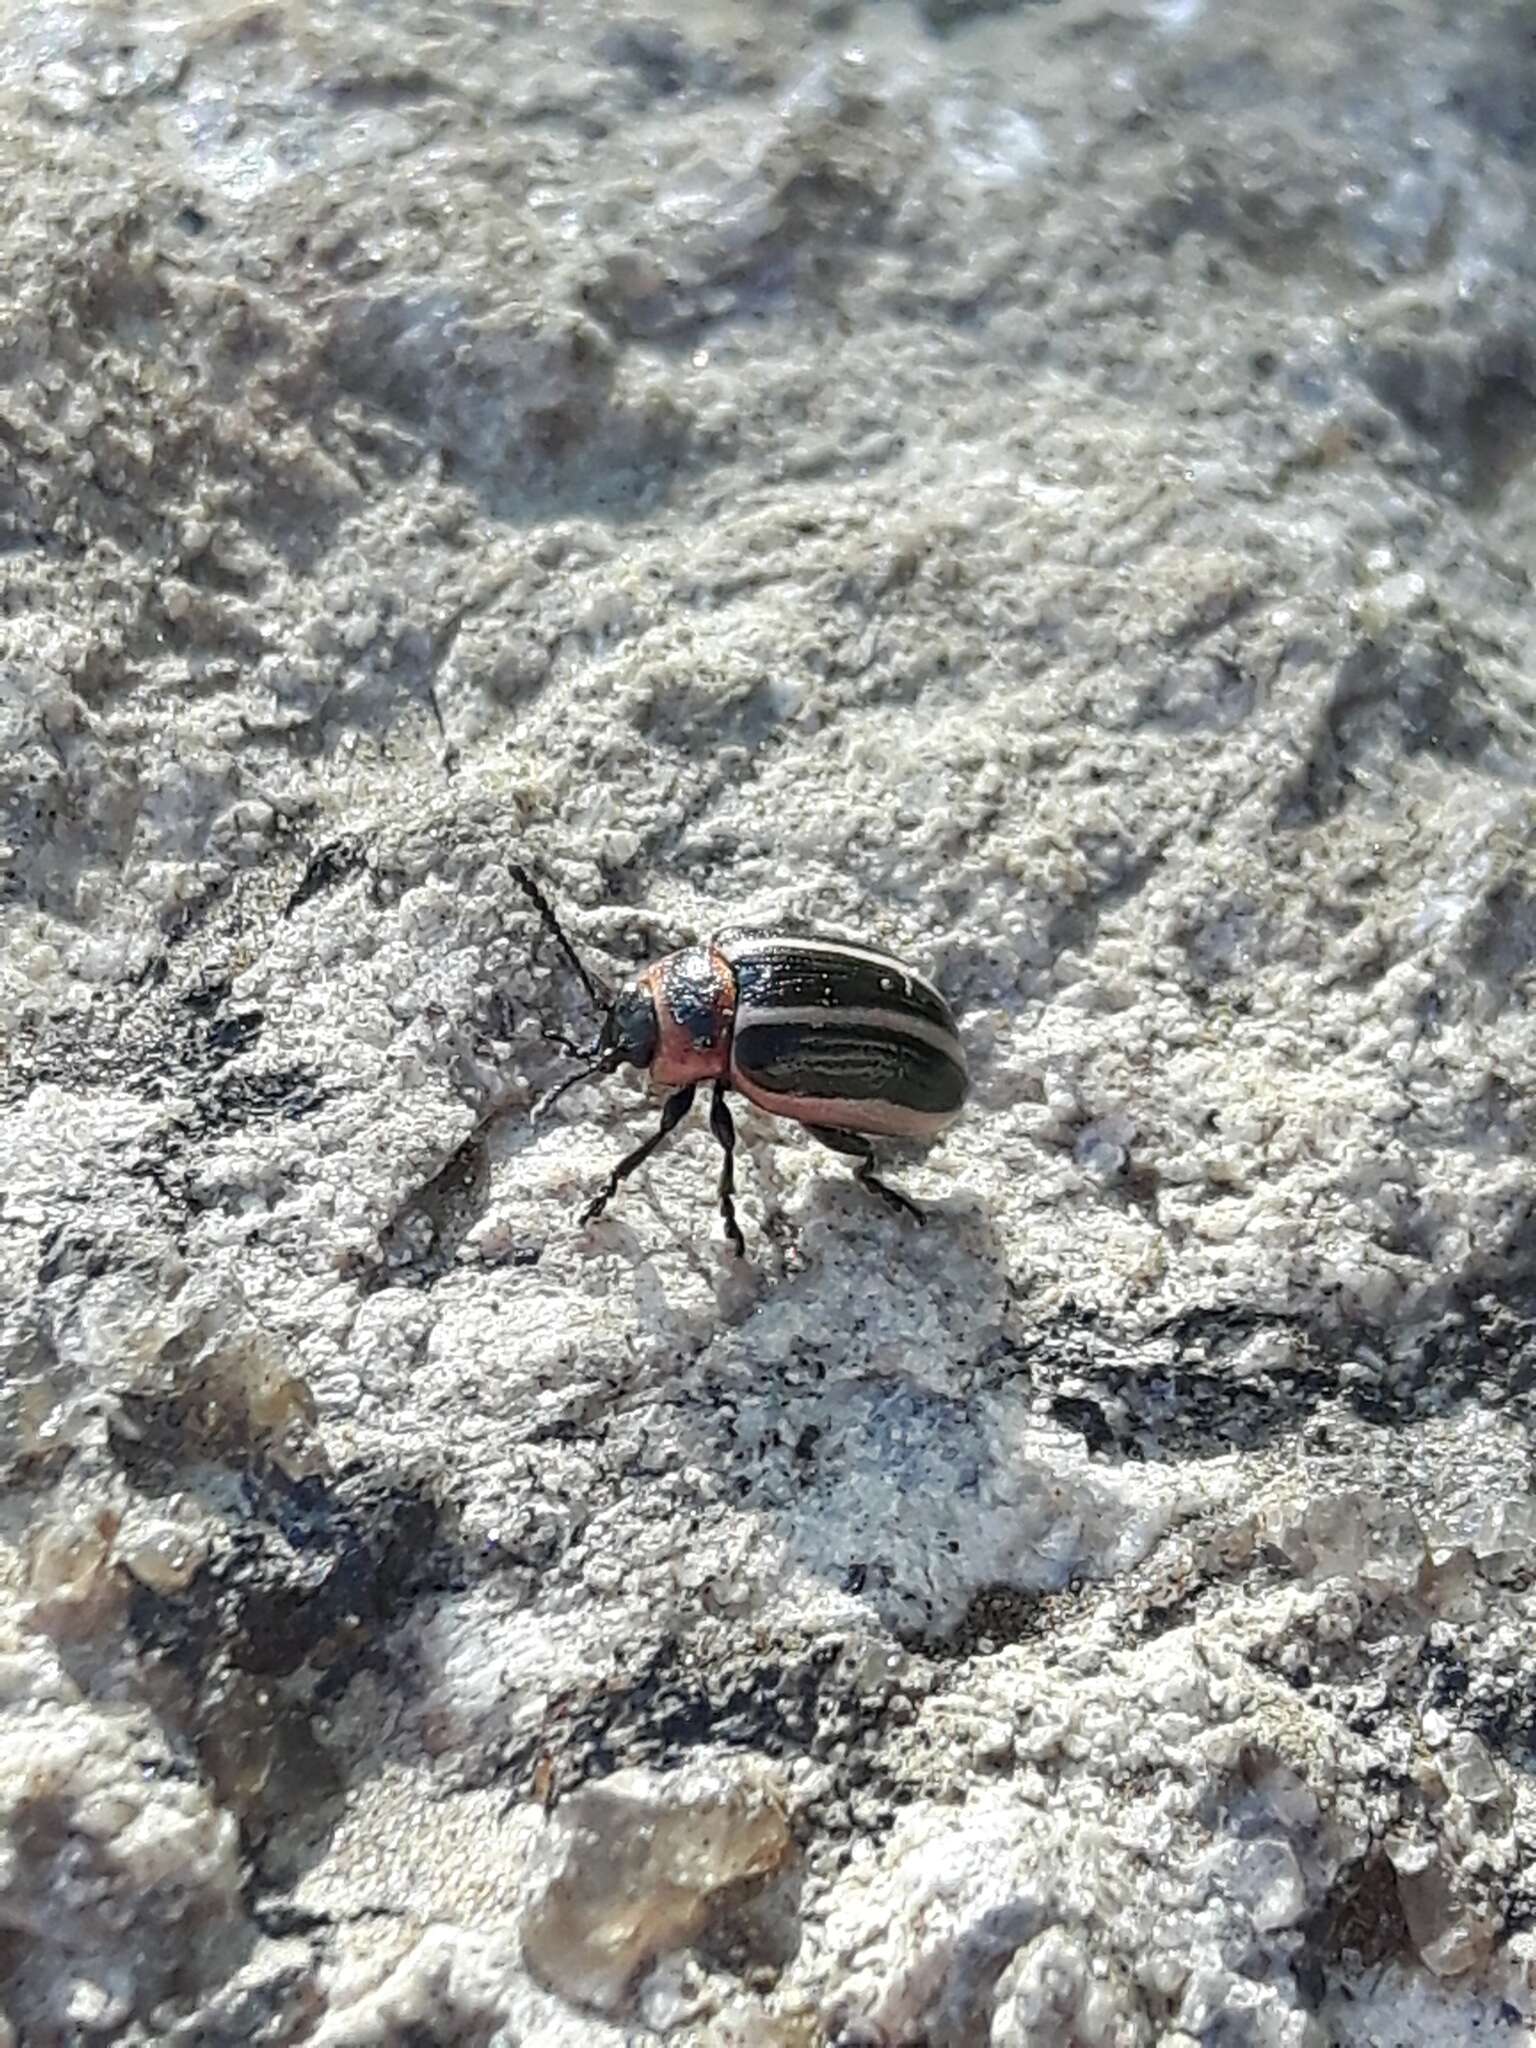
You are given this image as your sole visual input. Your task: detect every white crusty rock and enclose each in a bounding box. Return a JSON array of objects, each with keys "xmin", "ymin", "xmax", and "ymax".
[
  {"xmin": 0, "ymin": 1626, "xmax": 245, "ymax": 2038},
  {"xmin": 4, "ymin": 0, "xmax": 1536, "ymax": 2040}
]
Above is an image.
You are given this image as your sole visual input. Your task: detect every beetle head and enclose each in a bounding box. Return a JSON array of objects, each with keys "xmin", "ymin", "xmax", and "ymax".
[
  {"xmin": 599, "ymin": 981, "xmax": 658, "ymax": 1070},
  {"xmin": 530, "ymin": 982, "xmax": 658, "ymax": 1122}
]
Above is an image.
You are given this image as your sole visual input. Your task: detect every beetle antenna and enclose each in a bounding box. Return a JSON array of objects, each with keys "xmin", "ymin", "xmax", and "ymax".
[
  {"xmin": 509, "ymin": 863, "xmax": 612, "ymax": 1018},
  {"xmin": 531, "ymin": 1050, "xmax": 617, "ymax": 1123}
]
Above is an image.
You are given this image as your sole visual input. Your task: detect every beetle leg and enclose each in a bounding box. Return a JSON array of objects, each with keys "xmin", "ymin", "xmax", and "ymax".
[
  {"xmin": 811, "ymin": 1128, "xmax": 927, "ymax": 1226},
  {"xmin": 582, "ymin": 1084, "xmax": 696, "ymax": 1225},
  {"xmin": 708, "ymin": 1081, "xmax": 747, "ymax": 1258}
]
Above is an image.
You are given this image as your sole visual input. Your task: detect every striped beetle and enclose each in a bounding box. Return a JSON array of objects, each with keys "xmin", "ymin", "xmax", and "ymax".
[{"xmin": 511, "ymin": 866, "xmax": 968, "ymax": 1254}]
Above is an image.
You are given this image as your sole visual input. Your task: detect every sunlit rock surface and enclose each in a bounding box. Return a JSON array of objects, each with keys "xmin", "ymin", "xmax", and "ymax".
[{"xmin": 4, "ymin": 0, "xmax": 1536, "ymax": 2039}]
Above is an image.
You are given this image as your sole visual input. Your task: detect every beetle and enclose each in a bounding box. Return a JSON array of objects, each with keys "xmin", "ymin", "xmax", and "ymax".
[{"xmin": 510, "ymin": 865, "xmax": 968, "ymax": 1254}]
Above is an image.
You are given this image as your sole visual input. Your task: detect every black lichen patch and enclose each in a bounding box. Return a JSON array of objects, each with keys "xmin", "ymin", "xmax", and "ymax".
[
  {"xmin": 201, "ymin": 1064, "xmax": 327, "ymax": 1132},
  {"xmin": 902, "ymin": 1582, "xmax": 1064, "ymax": 1662},
  {"xmin": 123, "ymin": 1454, "xmax": 462, "ymax": 1878},
  {"xmin": 493, "ymin": 1634, "xmax": 919, "ymax": 1832},
  {"xmin": 171, "ymin": 973, "xmax": 268, "ymax": 1084},
  {"xmin": 285, "ymin": 835, "xmax": 369, "ymax": 916},
  {"xmin": 1419, "ymin": 1628, "xmax": 1536, "ymax": 1765},
  {"xmin": 128, "ymin": 1459, "xmax": 459, "ymax": 1684},
  {"xmin": 4, "ymin": 803, "xmax": 341, "ymax": 1104},
  {"xmin": 992, "ymin": 1291, "xmax": 1536, "ymax": 1463},
  {"xmin": 202, "ymin": 1008, "xmax": 266, "ymax": 1061},
  {"xmin": 182, "ymin": 967, "xmax": 234, "ymax": 1013},
  {"xmin": 985, "ymin": 1300, "xmax": 1331, "ymax": 1461},
  {"xmin": 36, "ymin": 1221, "xmax": 115, "ymax": 1287},
  {"xmin": 113, "ymin": 976, "xmax": 329, "ymax": 1224},
  {"xmin": 1049, "ymin": 1392, "xmax": 1140, "ymax": 1460},
  {"xmin": 2, "ymin": 973, "xmax": 263, "ymax": 1110}
]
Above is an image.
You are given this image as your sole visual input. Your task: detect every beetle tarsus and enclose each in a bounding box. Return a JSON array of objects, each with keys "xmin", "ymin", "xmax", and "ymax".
[
  {"xmin": 863, "ymin": 1163, "xmax": 927, "ymax": 1225},
  {"xmin": 582, "ymin": 1083, "xmax": 696, "ymax": 1225},
  {"xmin": 709, "ymin": 1081, "xmax": 747, "ymax": 1257},
  {"xmin": 812, "ymin": 1128, "xmax": 926, "ymax": 1225}
]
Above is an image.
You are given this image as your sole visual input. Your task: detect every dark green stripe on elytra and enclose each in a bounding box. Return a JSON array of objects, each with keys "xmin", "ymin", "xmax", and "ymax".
[
  {"xmin": 726, "ymin": 942, "xmax": 956, "ymax": 1034},
  {"xmin": 732, "ymin": 1020, "xmax": 966, "ymax": 1115}
]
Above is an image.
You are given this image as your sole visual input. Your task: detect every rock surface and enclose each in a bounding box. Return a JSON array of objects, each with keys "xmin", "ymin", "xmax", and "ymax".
[{"xmin": 4, "ymin": 0, "xmax": 1536, "ymax": 2040}]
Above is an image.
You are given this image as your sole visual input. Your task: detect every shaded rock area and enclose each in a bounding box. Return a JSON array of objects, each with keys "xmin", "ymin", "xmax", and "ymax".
[{"xmin": 3, "ymin": 0, "xmax": 1536, "ymax": 2040}]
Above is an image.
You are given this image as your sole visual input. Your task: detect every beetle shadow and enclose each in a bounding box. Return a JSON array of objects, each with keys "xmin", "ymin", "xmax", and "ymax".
[{"xmin": 603, "ymin": 1171, "xmax": 1062, "ymax": 1637}]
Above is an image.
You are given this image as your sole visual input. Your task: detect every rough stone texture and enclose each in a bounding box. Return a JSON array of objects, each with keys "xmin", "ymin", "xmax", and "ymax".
[{"xmin": 4, "ymin": 0, "xmax": 1536, "ymax": 2040}]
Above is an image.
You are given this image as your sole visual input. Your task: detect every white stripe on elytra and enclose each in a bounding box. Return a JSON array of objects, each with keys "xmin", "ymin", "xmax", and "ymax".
[
  {"xmin": 719, "ymin": 934, "xmax": 950, "ymax": 1011},
  {"xmin": 733, "ymin": 1002, "xmax": 965, "ymax": 1067}
]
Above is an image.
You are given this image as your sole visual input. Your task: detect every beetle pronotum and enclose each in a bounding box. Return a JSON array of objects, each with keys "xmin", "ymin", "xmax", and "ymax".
[{"xmin": 511, "ymin": 866, "xmax": 968, "ymax": 1254}]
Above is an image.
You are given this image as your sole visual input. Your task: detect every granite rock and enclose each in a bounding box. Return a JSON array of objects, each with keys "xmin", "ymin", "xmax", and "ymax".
[{"xmin": 4, "ymin": 0, "xmax": 1536, "ymax": 2040}]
